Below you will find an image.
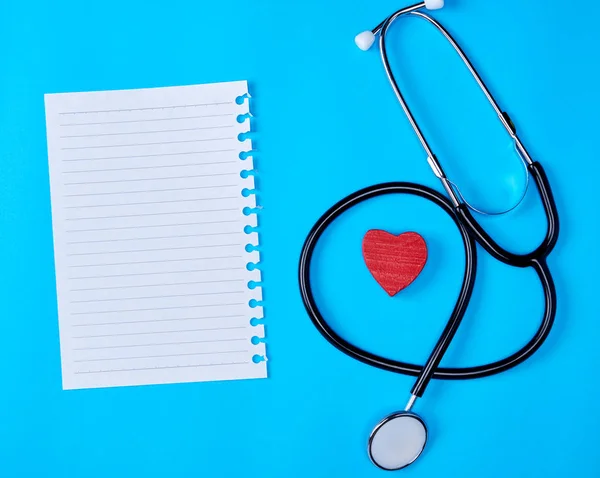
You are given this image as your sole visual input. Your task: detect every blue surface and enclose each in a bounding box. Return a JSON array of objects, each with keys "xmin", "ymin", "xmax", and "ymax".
[{"xmin": 0, "ymin": 0, "xmax": 598, "ymax": 476}]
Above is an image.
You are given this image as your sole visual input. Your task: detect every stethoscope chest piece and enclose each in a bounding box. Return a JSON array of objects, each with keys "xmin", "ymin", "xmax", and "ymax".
[{"xmin": 368, "ymin": 412, "xmax": 428, "ymax": 470}]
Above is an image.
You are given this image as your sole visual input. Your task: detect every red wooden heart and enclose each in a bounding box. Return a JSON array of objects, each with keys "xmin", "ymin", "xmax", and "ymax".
[{"xmin": 362, "ymin": 230, "xmax": 428, "ymax": 296}]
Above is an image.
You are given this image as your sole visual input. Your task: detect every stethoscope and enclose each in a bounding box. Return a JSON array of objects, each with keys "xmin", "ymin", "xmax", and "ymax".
[{"xmin": 298, "ymin": 0, "xmax": 560, "ymax": 471}]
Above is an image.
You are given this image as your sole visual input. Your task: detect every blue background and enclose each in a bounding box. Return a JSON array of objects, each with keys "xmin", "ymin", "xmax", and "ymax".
[{"xmin": 0, "ymin": 0, "xmax": 598, "ymax": 476}]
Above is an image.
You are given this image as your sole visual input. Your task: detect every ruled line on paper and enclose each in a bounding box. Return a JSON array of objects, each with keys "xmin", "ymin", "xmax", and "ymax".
[
  {"xmin": 71, "ymin": 279, "xmax": 245, "ymax": 292},
  {"xmin": 64, "ymin": 151, "xmax": 237, "ymax": 163},
  {"xmin": 70, "ymin": 302, "xmax": 247, "ymax": 315},
  {"xmin": 65, "ymin": 197, "xmax": 239, "ymax": 209},
  {"xmin": 64, "ymin": 185, "xmax": 238, "ymax": 197},
  {"xmin": 64, "ymin": 172, "xmax": 236, "ymax": 186},
  {"xmin": 60, "ymin": 125, "xmax": 234, "ymax": 138},
  {"xmin": 63, "ymin": 150, "xmax": 237, "ymax": 162},
  {"xmin": 61, "ymin": 137, "xmax": 234, "ymax": 150},
  {"xmin": 71, "ymin": 290, "xmax": 246, "ymax": 303},
  {"xmin": 46, "ymin": 81, "xmax": 265, "ymax": 390},
  {"xmin": 69, "ymin": 266, "xmax": 246, "ymax": 280},
  {"xmin": 66, "ymin": 219, "xmax": 240, "ymax": 232},
  {"xmin": 74, "ymin": 362, "xmax": 249, "ymax": 374},
  {"xmin": 67, "ymin": 231, "xmax": 241, "ymax": 244},
  {"xmin": 71, "ymin": 314, "xmax": 245, "ymax": 326},
  {"xmin": 63, "ymin": 162, "xmax": 239, "ymax": 174},
  {"xmin": 60, "ymin": 113, "xmax": 235, "ymax": 126},
  {"xmin": 68, "ymin": 255, "xmax": 243, "ymax": 268},
  {"xmin": 72, "ymin": 338, "xmax": 249, "ymax": 351},
  {"xmin": 72, "ymin": 326, "xmax": 248, "ymax": 339},
  {"xmin": 74, "ymin": 350, "xmax": 250, "ymax": 362},
  {"xmin": 65, "ymin": 207, "xmax": 239, "ymax": 221},
  {"xmin": 67, "ymin": 243, "xmax": 241, "ymax": 256},
  {"xmin": 59, "ymin": 102, "xmax": 232, "ymax": 115}
]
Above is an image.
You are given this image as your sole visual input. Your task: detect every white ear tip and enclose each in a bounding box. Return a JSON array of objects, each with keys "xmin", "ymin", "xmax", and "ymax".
[
  {"xmin": 425, "ymin": 0, "xmax": 444, "ymax": 9},
  {"xmin": 355, "ymin": 31, "xmax": 375, "ymax": 51}
]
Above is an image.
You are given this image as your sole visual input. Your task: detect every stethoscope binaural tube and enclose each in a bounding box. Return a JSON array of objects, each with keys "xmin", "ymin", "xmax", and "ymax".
[{"xmin": 357, "ymin": 1, "xmax": 540, "ymax": 217}]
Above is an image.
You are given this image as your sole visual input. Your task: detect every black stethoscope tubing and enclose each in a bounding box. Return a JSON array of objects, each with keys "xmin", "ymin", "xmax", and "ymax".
[{"xmin": 298, "ymin": 160, "xmax": 558, "ymax": 399}]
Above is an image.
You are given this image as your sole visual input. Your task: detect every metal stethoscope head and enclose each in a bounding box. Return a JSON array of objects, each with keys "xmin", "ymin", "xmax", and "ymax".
[
  {"xmin": 368, "ymin": 397, "xmax": 428, "ymax": 471},
  {"xmin": 354, "ymin": 0, "xmax": 532, "ymax": 218}
]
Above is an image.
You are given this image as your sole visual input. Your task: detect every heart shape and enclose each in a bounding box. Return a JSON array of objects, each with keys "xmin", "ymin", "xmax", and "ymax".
[{"xmin": 362, "ymin": 230, "xmax": 428, "ymax": 296}]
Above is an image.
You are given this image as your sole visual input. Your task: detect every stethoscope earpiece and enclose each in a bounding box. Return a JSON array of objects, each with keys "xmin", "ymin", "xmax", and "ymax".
[
  {"xmin": 354, "ymin": 31, "xmax": 376, "ymax": 51},
  {"xmin": 424, "ymin": 0, "xmax": 444, "ymax": 10}
]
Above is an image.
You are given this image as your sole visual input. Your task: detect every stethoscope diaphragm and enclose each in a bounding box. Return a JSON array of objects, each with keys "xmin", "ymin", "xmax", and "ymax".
[{"xmin": 368, "ymin": 412, "xmax": 428, "ymax": 470}]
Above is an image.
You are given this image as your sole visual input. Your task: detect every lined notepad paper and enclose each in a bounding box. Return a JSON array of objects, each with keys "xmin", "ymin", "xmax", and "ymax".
[{"xmin": 44, "ymin": 81, "xmax": 265, "ymax": 390}]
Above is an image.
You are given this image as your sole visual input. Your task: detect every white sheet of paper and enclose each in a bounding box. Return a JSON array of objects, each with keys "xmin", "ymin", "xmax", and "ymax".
[{"xmin": 44, "ymin": 81, "xmax": 265, "ymax": 390}]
